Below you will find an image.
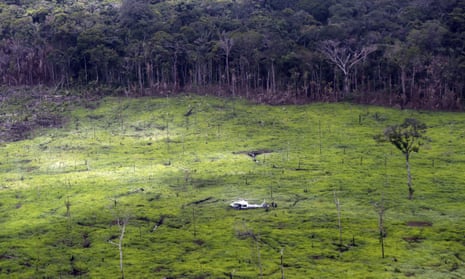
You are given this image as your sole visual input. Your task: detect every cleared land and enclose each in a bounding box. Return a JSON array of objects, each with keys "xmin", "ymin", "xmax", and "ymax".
[{"xmin": 0, "ymin": 95, "xmax": 464, "ymax": 278}]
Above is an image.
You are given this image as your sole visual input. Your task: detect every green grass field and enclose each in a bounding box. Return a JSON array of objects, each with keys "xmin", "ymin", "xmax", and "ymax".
[{"xmin": 0, "ymin": 95, "xmax": 464, "ymax": 278}]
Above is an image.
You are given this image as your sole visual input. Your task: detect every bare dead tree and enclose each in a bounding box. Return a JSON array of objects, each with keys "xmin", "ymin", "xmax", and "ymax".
[
  {"xmin": 192, "ymin": 207, "xmax": 197, "ymax": 238},
  {"xmin": 333, "ymin": 191, "xmax": 343, "ymax": 249},
  {"xmin": 256, "ymin": 233, "xmax": 263, "ymax": 279},
  {"xmin": 65, "ymin": 196, "xmax": 71, "ymax": 218},
  {"xmin": 109, "ymin": 215, "xmax": 129, "ymax": 279},
  {"xmin": 319, "ymin": 40, "xmax": 377, "ymax": 95},
  {"xmin": 373, "ymin": 200, "xmax": 387, "ymax": 258}
]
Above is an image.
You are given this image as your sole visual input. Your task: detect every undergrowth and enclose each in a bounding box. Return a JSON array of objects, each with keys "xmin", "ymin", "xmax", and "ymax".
[{"xmin": 0, "ymin": 95, "xmax": 464, "ymax": 278}]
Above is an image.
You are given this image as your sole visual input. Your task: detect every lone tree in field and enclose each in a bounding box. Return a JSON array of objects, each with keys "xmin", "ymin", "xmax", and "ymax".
[{"xmin": 375, "ymin": 118, "xmax": 428, "ymax": 200}]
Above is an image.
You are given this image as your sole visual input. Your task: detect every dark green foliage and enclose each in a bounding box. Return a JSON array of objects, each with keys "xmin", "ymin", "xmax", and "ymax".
[
  {"xmin": 0, "ymin": 0, "xmax": 464, "ymax": 109},
  {"xmin": 378, "ymin": 118, "xmax": 428, "ymax": 155},
  {"xmin": 120, "ymin": 0, "xmax": 156, "ymax": 39}
]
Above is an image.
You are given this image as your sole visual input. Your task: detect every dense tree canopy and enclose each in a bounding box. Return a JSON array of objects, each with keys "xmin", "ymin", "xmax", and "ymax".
[{"xmin": 0, "ymin": 0, "xmax": 464, "ymax": 109}]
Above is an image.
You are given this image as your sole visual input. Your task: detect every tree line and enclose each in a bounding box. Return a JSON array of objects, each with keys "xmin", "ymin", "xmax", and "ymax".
[{"xmin": 0, "ymin": 0, "xmax": 464, "ymax": 109}]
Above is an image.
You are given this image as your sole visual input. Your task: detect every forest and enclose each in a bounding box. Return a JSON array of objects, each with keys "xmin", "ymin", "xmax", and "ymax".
[
  {"xmin": 2, "ymin": 1, "xmax": 465, "ymax": 278},
  {"xmin": 0, "ymin": 0, "xmax": 464, "ymax": 109}
]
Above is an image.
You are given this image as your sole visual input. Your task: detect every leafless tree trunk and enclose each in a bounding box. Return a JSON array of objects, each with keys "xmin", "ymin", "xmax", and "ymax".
[
  {"xmin": 256, "ymin": 234, "xmax": 262, "ymax": 279},
  {"xmin": 173, "ymin": 50, "xmax": 178, "ymax": 89},
  {"xmin": 400, "ymin": 65, "xmax": 407, "ymax": 106},
  {"xmin": 374, "ymin": 199, "xmax": 387, "ymax": 258},
  {"xmin": 137, "ymin": 62, "xmax": 143, "ymax": 93},
  {"xmin": 118, "ymin": 218, "xmax": 127, "ymax": 279},
  {"xmin": 65, "ymin": 196, "xmax": 71, "ymax": 218},
  {"xmin": 406, "ymin": 153, "xmax": 413, "ymax": 200},
  {"xmin": 379, "ymin": 210, "xmax": 385, "ymax": 258},
  {"xmin": 271, "ymin": 59, "xmax": 276, "ymax": 95},
  {"xmin": 110, "ymin": 216, "xmax": 129, "ymax": 279},
  {"xmin": 333, "ymin": 191, "xmax": 342, "ymax": 248},
  {"xmin": 219, "ymin": 31, "xmax": 234, "ymax": 87}
]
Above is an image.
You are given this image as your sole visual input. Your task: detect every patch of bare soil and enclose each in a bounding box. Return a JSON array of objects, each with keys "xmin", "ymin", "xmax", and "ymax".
[
  {"xmin": 402, "ymin": 236, "xmax": 425, "ymax": 243},
  {"xmin": 233, "ymin": 149, "xmax": 274, "ymax": 160},
  {"xmin": 0, "ymin": 87, "xmax": 79, "ymax": 142}
]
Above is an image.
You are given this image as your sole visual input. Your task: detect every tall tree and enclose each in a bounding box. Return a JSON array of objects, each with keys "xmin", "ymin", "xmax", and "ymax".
[
  {"xmin": 120, "ymin": 0, "xmax": 155, "ymax": 40},
  {"xmin": 318, "ymin": 40, "xmax": 377, "ymax": 96},
  {"xmin": 0, "ymin": 0, "xmax": 463, "ymax": 108},
  {"xmin": 218, "ymin": 31, "xmax": 234, "ymax": 87},
  {"xmin": 375, "ymin": 118, "xmax": 428, "ymax": 200}
]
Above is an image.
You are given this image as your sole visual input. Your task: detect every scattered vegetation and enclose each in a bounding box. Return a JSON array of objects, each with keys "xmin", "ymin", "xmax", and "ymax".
[{"xmin": 0, "ymin": 95, "xmax": 464, "ymax": 278}]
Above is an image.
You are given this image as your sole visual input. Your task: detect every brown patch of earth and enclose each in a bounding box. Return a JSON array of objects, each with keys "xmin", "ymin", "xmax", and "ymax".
[{"xmin": 403, "ymin": 236, "xmax": 425, "ymax": 243}]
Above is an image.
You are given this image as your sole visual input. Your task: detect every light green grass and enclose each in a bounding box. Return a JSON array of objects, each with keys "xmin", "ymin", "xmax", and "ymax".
[{"xmin": 0, "ymin": 95, "xmax": 464, "ymax": 278}]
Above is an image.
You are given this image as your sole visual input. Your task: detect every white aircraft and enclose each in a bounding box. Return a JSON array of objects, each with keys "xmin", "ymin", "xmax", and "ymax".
[{"xmin": 230, "ymin": 199, "xmax": 268, "ymax": 209}]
